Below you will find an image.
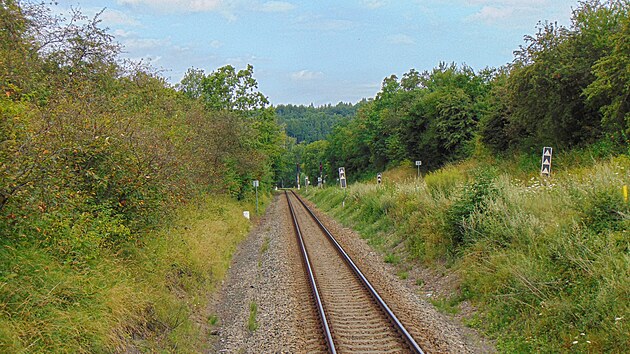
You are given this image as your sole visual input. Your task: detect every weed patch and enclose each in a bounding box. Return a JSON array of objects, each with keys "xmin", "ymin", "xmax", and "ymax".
[{"xmin": 247, "ymin": 302, "xmax": 259, "ymax": 332}]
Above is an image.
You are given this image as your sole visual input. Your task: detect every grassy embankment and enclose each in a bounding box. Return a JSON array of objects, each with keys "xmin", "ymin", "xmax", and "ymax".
[
  {"xmin": 0, "ymin": 194, "xmax": 265, "ymax": 352},
  {"xmin": 304, "ymin": 147, "xmax": 629, "ymax": 352}
]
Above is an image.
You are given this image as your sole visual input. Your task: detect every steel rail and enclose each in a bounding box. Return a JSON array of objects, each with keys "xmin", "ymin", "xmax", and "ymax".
[
  {"xmin": 285, "ymin": 191, "xmax": 337, "ymax": 354},
  {"xmin": 291, "ymin": 190, "xmax": 425, "ymax": 354}
]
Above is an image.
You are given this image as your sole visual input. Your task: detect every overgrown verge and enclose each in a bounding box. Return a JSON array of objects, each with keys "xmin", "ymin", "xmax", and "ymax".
[
  {"xmin": 1, "ymin": 1, "xmax": 278, "ymax": 352},
  {"xmin": 0, "ymin": 194, "xmax": 257, "ymax": 352},
  {"xmin": 305, "ymin": 153, "xmax": 629, "ymax": 352}
]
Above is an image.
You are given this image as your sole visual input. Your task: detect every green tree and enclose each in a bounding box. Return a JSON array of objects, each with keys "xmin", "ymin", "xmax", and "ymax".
[
  {"xmin": 178, "ymin": 67, "xmax": 205, "ymax": 100},
  {"xmin": 583, "ymin": 0, "xmax": 630, "ymax": 136},
  {"xmin": 201, "ymin": 64, "xmax": 269, "ymax": 112},
  {"xmin": 302, "ymin": 140, "xmax": 329, "ymax": 181},
  {"xmin": 505, "ymin": 0, "xmax": 628, "ymax": 149}
]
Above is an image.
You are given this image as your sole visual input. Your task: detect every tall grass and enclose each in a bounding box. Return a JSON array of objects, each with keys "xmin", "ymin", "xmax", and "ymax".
[
  {"xmin": 306, "ymin": 155, "xmax": 630, "ymax": 352},
  {"xmin": 0, "ymin": 194, "xmax": 253, "ymax": 352}
]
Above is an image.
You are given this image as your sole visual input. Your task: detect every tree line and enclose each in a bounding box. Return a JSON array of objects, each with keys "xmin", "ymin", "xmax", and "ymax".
[
  {"xmin": 295, "ymin": 0, "xmax": 628, "ymax": 181},
  {"xmin": 275, "ymin": 102, "xmax": 360, "ymax": 144},
  {"xmin": 1, "ymin": 1, "xmax": 286, "ymax": 261}
]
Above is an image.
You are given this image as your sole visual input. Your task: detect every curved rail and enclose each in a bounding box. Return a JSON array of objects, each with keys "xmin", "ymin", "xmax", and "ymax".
[
  {"xmin": 285, "ymin": 191, "xmax": 337, "ymax": 354},
  {"xmin": 290, "ymin": 190, "xmax": 425, "ymax": 354}
]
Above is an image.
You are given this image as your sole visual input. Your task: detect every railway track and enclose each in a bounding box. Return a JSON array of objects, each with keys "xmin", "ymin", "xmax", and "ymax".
[{"xmin": 285, "ymin": 190, "xmax": 425, "ymax": 354}]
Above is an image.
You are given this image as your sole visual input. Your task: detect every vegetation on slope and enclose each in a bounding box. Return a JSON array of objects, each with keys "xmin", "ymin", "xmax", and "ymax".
[
  {"xmin": 305, "ymin": 148, "xmax": 629, "ymax": 352},
  {"xmin": 1, "ymin": 1, "xmax": 281, "ymax": 351},
  {"xmin": 1, "ymin": 196, "xmax": 254, "ymax": 352}
]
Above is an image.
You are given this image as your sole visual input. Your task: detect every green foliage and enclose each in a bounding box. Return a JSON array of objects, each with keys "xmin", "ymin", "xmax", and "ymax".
[
  {"xmin": 307, "ymin": 153, "xmax": 630, "ymax": 353},
  {"xmin": 583, "ymin": 1, "xmax": 630, "ymax": 135},
  {"xmin": 275, "ymin": 102, "xmax": 358, "ymax": 144},
  {"xmin": 196, "ymin": 64, "xmax": 269, "ymax": 112},
  {"xmin": 321, "ymin": 63, "xmax": 492, "ymax": 179},
  {"xmin": 444, "ymin": 167, "xmax": 498, "ymax": 251},
  {"xmin": 176, "ymin": 65, "xmax": 287, "ymax": 196},
  {"xmin": 314, "ymin": 1, "xmax": 629, "ymax": 180},
  {"xmin": 247, "ymin": 302, "xmax": 259, "ymax": 332},
  {"xmin": 0, "ymin": 2, "xmax": 282, "ymax": 351},
  {"xmin": 301, "ymin": 140, "xmax": 330, "ymax": 182},
  {"xmin": 424, "ymin": 163, "xmax": 469, "ymax": 197},
  {"xmin": 486, "ymin": 0, "xmax": 630, "ymax": 151},
  {"xmin": 0, "ymin": 194, "xmax": 252, "ymax": 352}
]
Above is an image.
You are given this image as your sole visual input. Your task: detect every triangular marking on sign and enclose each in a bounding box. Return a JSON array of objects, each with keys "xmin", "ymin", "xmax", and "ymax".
[
  {"xmin": 544, "ymin": 150, "xmax": 552, "ymax": 157},
  {"xmin": 542, "ymin": 166, "xmax": 550, "ymax": 174},
  {"xmin": 543, "ymin": 156, "xmax": 551, "ymax": 164}
]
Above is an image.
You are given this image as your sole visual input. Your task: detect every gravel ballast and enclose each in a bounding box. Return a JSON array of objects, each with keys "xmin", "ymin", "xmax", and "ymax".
[{"xmin": 210, "ymin": 192, "xmax": 494, "ymax": 353}]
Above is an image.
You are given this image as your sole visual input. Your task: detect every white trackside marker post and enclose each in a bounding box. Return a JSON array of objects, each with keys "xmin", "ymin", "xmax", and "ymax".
[
  {"xmin": 253, "ymin": 180, "xmax": 259, "ymax": 214},
  {"xmin": 541, "ymin": 147, "xmax": 552, "ymax": 177},
  {"xmin": 415, "ymin": 160, "xmax": 422, "ymax": 179},
  {"xmin": 339, "ymin": 167, "xmax": 347, "ymax": 207},
  {"xmin": 339, "ymin": 167, "xmax": 347, "ymax": 189}
]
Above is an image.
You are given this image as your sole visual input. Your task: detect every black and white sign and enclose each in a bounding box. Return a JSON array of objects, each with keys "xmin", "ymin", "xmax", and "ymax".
[
  {"xmin": 415, "ymin": 161, "xmax": 422, "ymax": 166},
  {"xmin": 253, "ymin": 180, "xmax": 259, "ymax": 187},
  {"xmin": 339, "ymin": 167, "xmax": 347, "ymax": 189},
  {"xmin": 377, "ymin": 172, "xmax": 382, "ymax": 184},
  {"xmin": 541, "ymin": 147, "xmax": 552, "ymax": 176}
]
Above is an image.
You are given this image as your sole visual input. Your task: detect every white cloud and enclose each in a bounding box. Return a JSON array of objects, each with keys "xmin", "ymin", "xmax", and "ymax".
[
  {"xmin": 295, "ymin": 15, "xmax": 356, "ymax": 31},
  {"xmin": 291, "ymin": 70, "xmax": 323, "ymax": 81},
  {"xmin": 224, "ymin": 54, "xmax": 260, "ymax": 66},
  {"xmin": 117, "ymin": 0, "xmax": 223, "ymax": 12},
  {"xmin": 464, "ymin": 0, "xmax": 547, "ymax": 5},
  {"xmin": 260, "ymin": 1, "xmax": 295, "ymax": 12},
  {"xmin": 127, "ymin": 54, "xmax": 163, "ymax": 65},
  {"xmin": 387, "ymin": 34, "xmax": 415, "ymax": 45},
  {"xmin": 99, "ymin": 8, "xmax": 140, "ymax": 26},
  {"xmin": 362, "ymin": 0, "xmax": 388, "ymax": 9},
  {"xmin": 461, "ymin": 0, "xmax": 555, "ymax": 25},
  {"xmin": 122, "ymin": 38, "xmax": 171, "ymax": 51},
  {"xmin": 116, "ymin": 0, "xmax": 294, "ymax": 15},
  {"xmin": 469, "ymin": 6, "xmax": 514, "ymax": 23},
  {"xmin": 113, "ymin": 29, "xmax": 133, "ymax": 38}
]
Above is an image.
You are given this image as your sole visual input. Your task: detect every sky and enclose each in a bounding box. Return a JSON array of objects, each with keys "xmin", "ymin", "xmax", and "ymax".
[{"xmin": 51, "ymin": 0, "xmax": 579, "ymax": 106}]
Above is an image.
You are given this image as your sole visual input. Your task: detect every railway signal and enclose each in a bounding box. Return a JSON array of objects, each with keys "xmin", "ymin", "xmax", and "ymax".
[
  {"xmin": 541, "ymin": 147, "xmax": 552, "ymax": 176},
  {"xmin": 339, "ymin": 167, "xmax": 347, "ymax": 189}
]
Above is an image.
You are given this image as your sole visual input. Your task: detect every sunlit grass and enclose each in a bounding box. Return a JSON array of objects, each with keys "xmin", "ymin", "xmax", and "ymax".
[
  {"xmin": 0, "ymin": 194, "xmax": 252, "ymax": 352},
  {"xmin": 306, "ymin": 155, "xmax": 630, "ymax": 352}
]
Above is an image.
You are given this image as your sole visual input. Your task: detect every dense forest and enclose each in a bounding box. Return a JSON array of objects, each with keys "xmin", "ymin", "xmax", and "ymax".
[
  {"xmin": 298, "ymin": 0, "xmax": 628, "ymax": 181},
  {"xmin": 275, "ymin": 102, "xmax": 360, "ymax": 144}
]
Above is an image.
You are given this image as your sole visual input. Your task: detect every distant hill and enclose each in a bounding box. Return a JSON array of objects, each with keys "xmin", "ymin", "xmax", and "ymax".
[{"xmin": 275, "ymin": 101, "xmax": 363, "ymax": 143}]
